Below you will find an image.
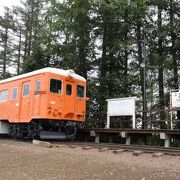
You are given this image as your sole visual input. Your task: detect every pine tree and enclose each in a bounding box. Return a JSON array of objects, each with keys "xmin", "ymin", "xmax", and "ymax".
[
  {"xmin": 20, "ymin": 0, "xmax": 47, "ymax": 72},
  {"xmin": 0, "ymin": 7, "xmax": 14, "ymax": 78},
  {"xmin": 93, "ymin": 0, "xmax": 135, "ymax": 111},
  {"xmin": 49, "ymin": 0, "xmax": 94, "ymax": 79}
]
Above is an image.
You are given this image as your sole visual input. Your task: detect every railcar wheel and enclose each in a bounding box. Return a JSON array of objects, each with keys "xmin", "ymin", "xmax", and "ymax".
[
  {"xmin": 9, "ymin": 124, "xmax": 18, "ymax": 139},
  {"xmin": 27, "ymin": 122, "xmax": 40, "ymax": 139},
  {"xmin": 9, "ymin": 125, "xmax": 13, "ymax": 138},
  {"xmin": 9, "ymin": 124, "xmax": 28, "ymax": 139},
  {"xmin": 64, "ymin": 121, "xmax": 77, "ymax": 138}
]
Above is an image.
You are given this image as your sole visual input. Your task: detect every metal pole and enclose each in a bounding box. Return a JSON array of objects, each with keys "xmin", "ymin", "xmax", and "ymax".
[
  {"xmin": 143, "ymin": 37, "xmax": 147, "ymax": 128},
  {"xmin": 170, "ymin": 90, "xmax": 173, "ymax": 130}
]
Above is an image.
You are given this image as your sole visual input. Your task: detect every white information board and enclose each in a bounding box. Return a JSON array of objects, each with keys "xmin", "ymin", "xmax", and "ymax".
[
  {"xmin": 106, "ymin": 97, "xmax": 136, "ymax": 129},
  {"xmin": 172, "ymin": 92, "xmax": 180, "ymax": 108}
]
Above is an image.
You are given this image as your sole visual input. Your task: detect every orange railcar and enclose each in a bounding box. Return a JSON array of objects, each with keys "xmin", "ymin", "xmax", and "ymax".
[{"xmin": 0, "ymin": 67, "xmax": 87, "ymax": 139}]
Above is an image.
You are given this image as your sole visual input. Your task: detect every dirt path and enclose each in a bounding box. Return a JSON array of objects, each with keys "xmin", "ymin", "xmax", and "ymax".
[{"xmin": 0, "ymin": 139, "xmax": 180, "ymax": 180}]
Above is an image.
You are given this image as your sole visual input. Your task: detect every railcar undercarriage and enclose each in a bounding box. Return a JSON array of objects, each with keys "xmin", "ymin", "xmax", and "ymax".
[{"xmin": 8, "ymin": 120, "xmax": 77, "ymax": 139}]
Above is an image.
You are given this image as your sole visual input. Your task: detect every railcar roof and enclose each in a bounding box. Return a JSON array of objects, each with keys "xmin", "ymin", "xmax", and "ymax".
[{"xmin": 0, "ymin": 67, "xmax": 86, "ymax": 84}]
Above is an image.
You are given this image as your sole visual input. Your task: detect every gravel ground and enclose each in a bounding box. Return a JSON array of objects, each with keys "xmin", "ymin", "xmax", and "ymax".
[{"xmin": 0, "ymin": 139, "xmax": 180, "ymax": 180}]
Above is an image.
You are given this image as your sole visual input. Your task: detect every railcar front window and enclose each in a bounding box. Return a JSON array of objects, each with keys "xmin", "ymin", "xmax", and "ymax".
[
  {"xmin": 0, "ymin": 90, "xmax": 8, "ymax": 102},
  {"xmin": 23, "ymin": 84, "xmax": 30, "ymax": 96},
  {"xmin": 12, "ymin": 87, "xmax": 18, "ymax": 100},
  {"xmin": 35, "ymin": 80, "xmax": 41, "ymax": 95},
  {"xmin": 77, "ymin": 85, "xmax": 85, "ymax": 98},
  {"xmin": 66, "ymin": 84, "xmax": 72, "ymax": 95},
  {"xmin": 50, "ymin": 79, "xmax": 62, "ymax": 94}
]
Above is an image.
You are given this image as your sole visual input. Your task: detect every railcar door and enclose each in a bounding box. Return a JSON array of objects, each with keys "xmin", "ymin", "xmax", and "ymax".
[
  {"xmin": 64, "ymin": 81, "xmax": 75, "ymax": 118},
  {"xmin": 76, "ymin": 84, "xmax": 86, "ymax": 118},
  {"xmin": 19, "ymin": 81, "xmax": 31, "ymax": 122},
  {"xmin": 9, "ymin": 87, "xmax": 19, "ymax": 122},
  {"xmin": 32, "ymin": 78, "xmax": 42, "ymax": 115}
]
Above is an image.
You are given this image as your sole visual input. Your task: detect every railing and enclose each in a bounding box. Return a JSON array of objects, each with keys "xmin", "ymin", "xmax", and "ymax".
[
  {"xmin": 83, "ymin": 108, "xmax": 180, "ymax": 129},
  {"xmin": 83, "ymin": 112, "xmax": 107, "ymax": 128}
]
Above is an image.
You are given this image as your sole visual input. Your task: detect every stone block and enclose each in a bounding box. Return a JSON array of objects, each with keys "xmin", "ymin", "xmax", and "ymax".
[
  {"xmin": 82, "ymin": 146, "xmax": 92, "ymax": 150},
  {"xmin": 32, "ymin": 140, "xmax": 53, "ymax": 148},
  {"xmin": 126, "ymin": 137, "xmax": 131, "ymax": 145},
  {"xmin": 113, "ymin": 149, "xmax": 125, "ymax": 154},
  {"xmin": 132, "ymin": 151, "xmax": 143, "ymax": 156},
  {"xmin": 160, "ymin": 132, "xmax": 169, "ymax": 139},
  {"xmin": 152, "ymin": 152, "xmax": 164, "ymax": 158},
  {"xmin": 90, "ymin": 130, "xmax": 96, "ymax": 136},
  {"xmin": 98, "ymin": 148, "xmax": 108, "ymax": 152},
  {"xmin": 95, "ymin": 135, "xmax": 100, "ymax": 143},
  {"xmin": 120, "ymin": 131, "xmax": 127, "ymax": 138}
]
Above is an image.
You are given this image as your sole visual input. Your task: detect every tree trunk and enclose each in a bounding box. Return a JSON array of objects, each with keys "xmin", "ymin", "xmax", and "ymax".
[
  {"xmin": 78, "ymin": 44, "xmax": 87, "ymax": 80},
  {"xmin": 170, "ymin": 0, "xmax": 178, "ymax": 89},
  {"xmin": 23, "ymin": 19, "xmax": 29, "ymax": 64},
  {"xmin": 3, "ymin": 28, "xmax": 8, "ymax": 78},
  {"xmin": 17, "ymin": 28, "xmax": 22, "ymax": 75},
  {"xmin": 99, "ymin": 22, "xmax": 108, "ymax": 111},
  {"xmin": 158, "ymin": 5, "xmax": 165, "ymax": 128},
  {"xmin": 123, "ymin": 40, "xmax": 128, "ymax": 96},
  {"xmin": 136, "ymin": 20, "xmax": 146, "ymax": 128},
  {"xmin": 28, "ymin": 0, "xmax": 35, "ymax": 56}
]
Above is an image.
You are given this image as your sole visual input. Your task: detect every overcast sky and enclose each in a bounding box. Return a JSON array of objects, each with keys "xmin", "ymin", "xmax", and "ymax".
[{"xmin": 0, "ymin": 0, "xmax": 21, "ymax": 15}]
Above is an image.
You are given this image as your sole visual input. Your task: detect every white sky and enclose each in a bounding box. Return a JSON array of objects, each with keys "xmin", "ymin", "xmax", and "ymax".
[{"xmin": 0, "ymin": 0, "xmax": 21, "ymax": 15}]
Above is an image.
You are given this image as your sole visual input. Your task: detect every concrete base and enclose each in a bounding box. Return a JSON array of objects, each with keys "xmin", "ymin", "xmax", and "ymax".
[
  {"xmin": 90, "ymin": 130, "xmax": 96, "ymax": 137},
  {"xmin": 120, "ymin": 131, "xmax": 127, "ymax": 138},
  {"xmin": 165, "ymin": 138, "xmax": 170, "ymax": 148},
  {"xmin": 109, "ymin": 136, "xmax": 113, "ymax": 143},
  {"xmin": 160, "ymin": 132, "xmax": 170, "ymax": 147},
  {"xmin": 95, "ymin": 135, "xmax": 100, "ymax": 143},
  {"xmin": 119, "ymin": 131, "xmax": 131, "ymax": 145},
  {"xmin": 126, "ymin": 137, "xmax": 131, "ymax": 145},
  {"xmin": 90, "ymin": 130, "xmax": 100, "ymax": 143}
]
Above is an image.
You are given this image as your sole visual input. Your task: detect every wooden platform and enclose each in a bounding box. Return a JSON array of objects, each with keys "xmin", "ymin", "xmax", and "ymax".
[
  {"xmin": 78, "ymin": 128, "xmax": 180, "ymax": 147},
  {"xmin": 79, "ymin": 128, "xmax": 180, "ymax": 135}
]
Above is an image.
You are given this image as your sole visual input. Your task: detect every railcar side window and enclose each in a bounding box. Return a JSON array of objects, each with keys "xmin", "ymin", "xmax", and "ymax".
[
  {"xmin": 77, "ymin": 85, "xmax": 85, "ymax": 98},
  {"xmin": 23, "ymin": 84, "xmax": 30, "ymax": 96},
  {"xmin": 50, "ymin": 79, "xmax": 62, "ymax": 94},
  {"xmin": 12, "ymin": 87, "xmax": 18, "ymax": 100},
  {"xmin": 35, "ymin": 80, "xmax": 41, "ymax": 95},
  {"xmin": 66, "ymin": 84, "xmax": 72, "ymax": 95},
  {"xmin": 0, "ymin": 90, "xmax": 8, "ymax": 102}
]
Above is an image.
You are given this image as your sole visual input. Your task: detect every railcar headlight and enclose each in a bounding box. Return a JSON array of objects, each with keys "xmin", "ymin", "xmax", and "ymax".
[{"xmin": 67, "ymin": 69, "xmax": 75, "ymax": 77}]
